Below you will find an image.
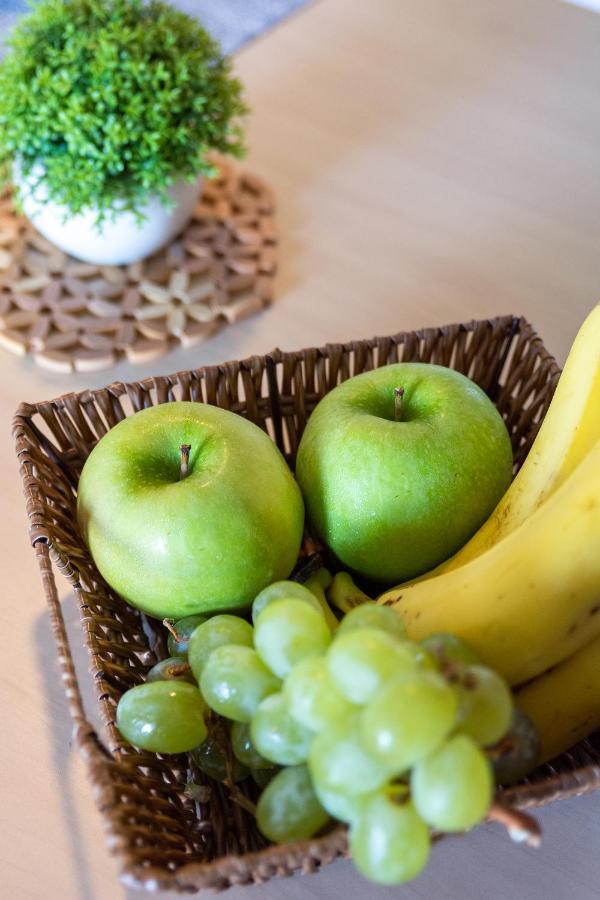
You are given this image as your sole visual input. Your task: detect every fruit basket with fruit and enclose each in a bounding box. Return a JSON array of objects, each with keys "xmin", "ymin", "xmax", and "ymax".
[{"xmin": 13, "ymin": 312, "xmax": 600, "ymax": 891}]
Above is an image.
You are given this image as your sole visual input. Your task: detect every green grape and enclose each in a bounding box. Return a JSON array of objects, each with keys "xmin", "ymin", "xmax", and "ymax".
[
  {"xmin": 308, "ymin": 712, "xmax": 390, "ymax": 797},
  {"xmin": 283, "ymin": 656, "xmax": 356, "ymax": 733},
  {"xmin": 421, "ymin": 633, "xmax": 480, "ymax": 667},
  {"xmin": 116, "ymin": 681, "xmax": 207, "ymax": 754},
  {"xmin": 231, "ymin": 721, "xmax": 274, "ymax": 770},
  {"xmin": 200, "ymin": 645, "xmax": 280, "ymax": 722},
  {"xmin": 337, "ymin": 604, "xmax": 407, "ymax": 642},
  {"xmin": 488, "ymin": 711, "xmax": 540, "ymax": 785},
  {"xmin": 167, "ymin": 614, "xmax": 207, "ymax": 658},
  {"xmin": 361, "ymin": 671, "xmax": 457, "ymax": 773},
  {"xmin": 349, "ymin": 790, "xmax": 430, "ymax": 885},
  {"xmin": 188, "ymin": 615, "xmax": 254, "ymax": 681},
  {"xmin": 455, "ymin": 665, "xmax": 513, "ymax": 746},
  {"xmin": 411, "ymin": 734, "xmax": 493, "ymax": 831},
  {"xmin": 313, "ymin": 783, "xmax": 369, "ymax": 825},
  {"xmin": 250, "ymin": 693, "xmax": 314, "ymax": 765},
  {"xmin": 254, "ymin": 599, "xmax": 331, "ymax": 679},
  {"xmin": 252, "ymin": 766, "xmax": 279, "ymax": 789},
  {"xmin": 399, "ymin": 641, "xmax": 437, "ymax": 671},
  {"xmin": 252, "ymin": 580, "xmax": 323, "ymax": 623},
  {"xmin": 256, "ymin": 765, "xmax": 330, "ymax": 843},
  {"xmin": 146, "ymin": 657, "xmax": 196, "ymax": 684},
  {"xmin": 190, "ymin": 737, "xmax": 249, "ymax": 783},
  {"xmin": 327, "ymin": 629, "xmax": 422, "ymax": 705}
]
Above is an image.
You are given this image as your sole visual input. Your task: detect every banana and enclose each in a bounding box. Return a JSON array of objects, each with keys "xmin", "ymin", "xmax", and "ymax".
[
  {"xmin": 407, "ymin": 304, "xmax": 600, "ymax": 582},
  {"xmin": 378, "ymin": 440, "xmax": 600, "ymax": 685},
  {"xmin": 515, "ymin": 634, "xmax": 600, "ymax": 764}
]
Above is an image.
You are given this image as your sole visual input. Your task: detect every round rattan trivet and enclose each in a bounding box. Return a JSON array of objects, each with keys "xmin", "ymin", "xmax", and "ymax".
[{"xmin": 0, "ymin": 158, "xmax": 276, "ymax": 372}]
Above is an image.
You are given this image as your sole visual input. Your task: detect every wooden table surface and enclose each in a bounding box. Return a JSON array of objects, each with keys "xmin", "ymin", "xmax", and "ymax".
[{"xmin": 3, "ymin": 1, "xmax": 600, "ymax": 897}]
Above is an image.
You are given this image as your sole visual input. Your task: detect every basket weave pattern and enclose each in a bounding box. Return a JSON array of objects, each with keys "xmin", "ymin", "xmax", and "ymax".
[{"xmin": 13, "ymin": 315, "xmax": 600, "ymax": 892}]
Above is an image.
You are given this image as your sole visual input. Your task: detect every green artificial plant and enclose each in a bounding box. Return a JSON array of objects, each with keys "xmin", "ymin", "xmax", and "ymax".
[{"xmin": 0, "ymin": 0, "xmax": 247, "ymax": 221}]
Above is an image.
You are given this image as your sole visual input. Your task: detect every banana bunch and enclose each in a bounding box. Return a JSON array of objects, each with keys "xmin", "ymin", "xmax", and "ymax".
[
  {"xmin": 378, "ymin": 305, "xmax": 600, "ymax": 690},
  {"xmin": 515, "ymin": 634, "xmax": 600, "ymax": 765},
  {"xmin": 399, "ymin": 303, "xmax": 600, "ymax": 585}
]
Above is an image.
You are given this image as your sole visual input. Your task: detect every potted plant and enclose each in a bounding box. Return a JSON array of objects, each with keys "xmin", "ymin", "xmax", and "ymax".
[{"xmin": 0, "ymin": 0, "xmax": 247, "ymax": 265}]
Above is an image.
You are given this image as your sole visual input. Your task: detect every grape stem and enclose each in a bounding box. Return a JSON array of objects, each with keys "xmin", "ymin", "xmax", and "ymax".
[
  {"xmin": 162, "ymin": 618, "xmax": 183, "ymax": 643},
  {"xmin": 208, "ymin": 713, "xmax": 258, "ymax": 818},
  {"xmin": 487, "ymin": 803, "xmax": 541, "ymax": 848},
  {"xmin": 224, "ymin": 781, "xmax": 257, "ymax": 817}
]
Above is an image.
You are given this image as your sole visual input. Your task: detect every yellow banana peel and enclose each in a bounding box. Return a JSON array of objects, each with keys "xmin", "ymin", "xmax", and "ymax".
[
  {"xmin": 378, "ymin": 440, "xmax": 600, "ymax": 686},
  {"xmin": 516, "ymin": 634, "xmax": 600, "ymax": 764},
  {"xmin": 406, "ymin": 303, "xmax": 600, "ymax": 584}
]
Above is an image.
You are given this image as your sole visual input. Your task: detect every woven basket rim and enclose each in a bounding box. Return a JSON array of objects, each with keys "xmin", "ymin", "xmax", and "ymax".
[
  {"xmin": 16, "ymin": 313, "xmax": 530, "ymax": 416},
  {"xmin": 13, "ymin": 313, "xmax": 600, "ymax": 893}
]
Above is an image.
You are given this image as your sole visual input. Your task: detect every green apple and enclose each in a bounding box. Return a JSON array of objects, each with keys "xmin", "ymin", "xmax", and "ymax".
[
  {"xmin": 295, "ymin": 363, "xmax": 512, "ymax": 583},
  {"xmin": 77, "ymin": 401, "xmax": 304, "ymax": 618}
]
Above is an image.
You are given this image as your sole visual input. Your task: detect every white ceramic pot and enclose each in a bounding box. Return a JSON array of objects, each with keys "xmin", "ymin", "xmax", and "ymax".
[{"xmin": 13, "ymin": 162, "xmax": 202, "ymax": 266}]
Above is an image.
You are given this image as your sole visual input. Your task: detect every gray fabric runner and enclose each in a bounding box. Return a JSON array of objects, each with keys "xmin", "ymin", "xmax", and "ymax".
[{"xmin": 0, "ymin": 0, "xmax": 310, "ymax": 54}]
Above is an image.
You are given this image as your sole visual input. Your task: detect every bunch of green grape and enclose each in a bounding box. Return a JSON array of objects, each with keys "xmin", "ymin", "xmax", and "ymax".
[{"xmin": 116, "ymin": 577, "xmax": 524, "ymax": 887}]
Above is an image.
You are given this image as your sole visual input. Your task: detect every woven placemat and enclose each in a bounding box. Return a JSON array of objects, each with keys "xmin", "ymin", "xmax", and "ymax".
[{"xmin": 0, "ymin": 158, "xmax": 276, "ymax": 372}]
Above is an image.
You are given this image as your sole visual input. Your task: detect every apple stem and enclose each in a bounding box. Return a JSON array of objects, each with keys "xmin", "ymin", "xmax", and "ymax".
[
  {"xmin": 179, "ymin": 444, "xmax": 191, "ymax": 480},
  {"xmin": 394, "ymin": 387, "xmax": 405, "ymax": 422}
]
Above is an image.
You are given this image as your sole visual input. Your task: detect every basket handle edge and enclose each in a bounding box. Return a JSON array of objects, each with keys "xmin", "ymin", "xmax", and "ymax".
[{"xmin": 34, "ymin": 539, "xmax": 113, "ymax": 762}]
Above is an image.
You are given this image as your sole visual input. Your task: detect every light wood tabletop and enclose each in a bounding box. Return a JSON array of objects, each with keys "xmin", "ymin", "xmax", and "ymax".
[{"xmin": 2, "ymin": 0, "xmax": 600, "ymax": 898}]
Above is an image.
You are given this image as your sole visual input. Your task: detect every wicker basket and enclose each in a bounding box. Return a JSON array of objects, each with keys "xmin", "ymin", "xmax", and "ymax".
[{"xmin": 13, "ymin": 315, "xmax": 600, "ymax": 893}]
